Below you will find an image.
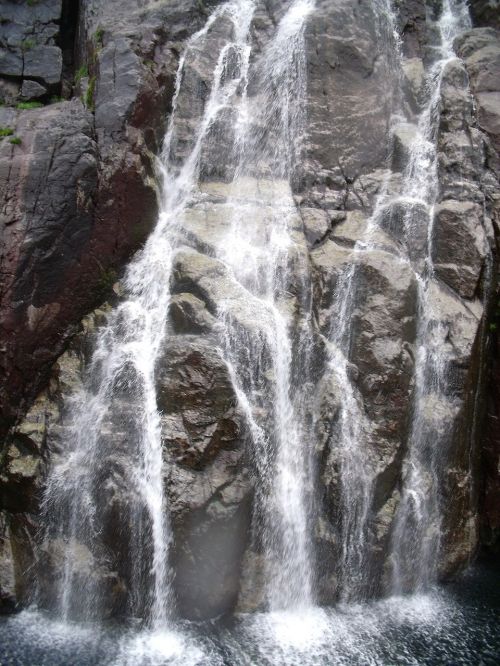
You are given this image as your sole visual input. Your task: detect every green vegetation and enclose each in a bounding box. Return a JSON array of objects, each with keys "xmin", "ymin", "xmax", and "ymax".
[
  {"xmin": 50, "ymin": 95, "xmax": 64, "ymax": 104},
  {"xmin": 21, "ymin": 38, "xmax": 36, "ymax": 51},
  {"xmin": 85, "ymin": 75, "xmax": 96, "ymax": 110},
  {"xmin": 17, "ymin": 101, "xmax": 43, "ymax": 109},
  {"xmin": 96, "ymin": 268, "xmax": 118, "ymax": 296},
  {"xmin": 75, "ymin": 64, "xmax": 89, "ymax": 85},
  {"xmin": 9, "ymin": 136, "xmax": 22, "ymax": 145},
  {"xmin": 93, "ymin": 27, "xmax": 104, "ymax": 47},
  {"xmin": 0, "ymin": 127, "xmax": 14, "ymax": 137},
  {"xmin": 27, "ymin": 0, "xmax": 39, "ymax": 6}
]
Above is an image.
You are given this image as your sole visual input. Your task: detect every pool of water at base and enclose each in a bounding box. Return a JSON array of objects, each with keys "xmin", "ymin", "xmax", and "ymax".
[{"xmin": 1, "ymin": 563, "xmax": 498, "ymax": 665}]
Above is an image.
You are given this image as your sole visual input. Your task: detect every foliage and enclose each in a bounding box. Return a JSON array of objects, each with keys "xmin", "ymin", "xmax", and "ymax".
[
  {"xmin": 85, "ymin": 76, "xmax": 96, "ymax": 110},
  {"xmin": 96, "ymin": 268, "xmax": 118, "ymax": 296},
  {"xmin": 0, "ymin": 127, "xmax": 14, "ymax": 137},
  {"xmin": 75, "ymin": 64, "xmax": 89, "ymax": 85},
  {"xmin": 9, "ymin": 136, "xmax": 22, "ymax": 145},
  {"xmin": 16, "ymin": 101, "xmax": 43, "ymax": 109},
  {"xmin": 94, "ymin": 27, "xmax": 104, "ymax": 47},
  {"xmin": 21, "ymin": 38, "xmax": 35, "ymax": 51}
]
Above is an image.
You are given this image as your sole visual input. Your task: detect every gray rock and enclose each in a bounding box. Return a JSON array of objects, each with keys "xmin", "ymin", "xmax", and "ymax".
[
  {"xmin": 0, "ymin": 514, "xmax": 16, "ymax": 613},
  {"xmin": 0, "ymin": 48, "xmax": 23, "ymax": 78},
  {"xmin": 432, "ymin": 200, "xmax": 487, "ymax": 299},
  {"xmin": 402, "ymin": 57, "xmax": 425, "ymax": 108},
  {"xmin": 169, "ymin": 293, "xmax": 216, "ymax": 334},
  {"xmin": 23, "ymin": 45, "xmax": 62, "ymax": 87},
  {"xmin": 157, "ymin": 336, "xmax": 252, "ymax": 619},
  {"xmin": 20, "ymin": 79, "xmax": 47, "ymax": 101}
]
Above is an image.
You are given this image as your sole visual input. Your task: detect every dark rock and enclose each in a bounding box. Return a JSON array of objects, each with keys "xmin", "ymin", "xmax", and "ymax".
[
  {"xmin": 469, "ymin": 1, "xmax": 500, "ymax": 30},
  {"xmin": 24, "ymin": 46, "xmax": 62, "ymax": 87},
  {"xmin": 158, "ymin": 336, "xmax": 252, "ymax": 620},
  {"xmin": 432, "ymin": 200, "xmax": 487, "ymax": 299},
  {"xmin": 0, "ymin": 49, "xmax": 23, "ymax": 78},
  {"xmin": 20, "ymin": 79, "xmax": 47, "ymax": 100}
]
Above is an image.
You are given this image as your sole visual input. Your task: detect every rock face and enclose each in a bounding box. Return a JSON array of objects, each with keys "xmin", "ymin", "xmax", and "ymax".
[
  {"xmin": 455, "ymin": 24, "xmax": 500, "ymax": 553},
  {"xmin": 158, "ymin": 337, "xmax": 252, "ymax": 619},
  {"xmin": 0, "ymin": 1, "xmax": 213, "ymax": 438},
  {"xmin": 0, "ymin": 0, "xmax": 499, "ymax": 620}
]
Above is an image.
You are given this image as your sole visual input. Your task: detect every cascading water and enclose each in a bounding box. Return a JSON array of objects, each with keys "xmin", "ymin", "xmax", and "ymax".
[
  {"xmin": 37, "ymin": 0, "xmax": 257, "ymax": 627},
  {"xmin": 322, "ymin": 0, "xmax": 476, "ymax": 601},
  {"xmin": 389, "ymin": 0, "xmax": 473, "ymax": 593},
  {"xmin": 215, "ymin": 0, "xmax": 316, "ymax": 611},
  {"xmin": 37, "ymin": 0, "xmax": 316, "ymax": 628},
  {"xmin": 1, "ymin": 0, "xmax": 499, "ymax": 664},
  {"xmin": 321, "ymin": 0, "xmax": 404, "ymax": 601}
]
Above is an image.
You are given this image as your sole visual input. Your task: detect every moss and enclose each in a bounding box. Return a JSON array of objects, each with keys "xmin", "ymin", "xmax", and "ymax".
[
  {"xmin": 75, "ymin": 64, "xmax": 89, "ymax": 85},
  {"xmin": 96, "ymin": 268, "xmax": 118, "ymax": 296},
  {"xmin": 21, "ymin": 38, "xmax": 36, "ymax": 51},
  {"xmin": 0, "ymin": 127, "xmax": 14, "ymax": 137},
  {"xmin": 85, "ymin": 75, "xmax": 96, "ymax": 110},
  {"xmin": 16, "ymin": 101, "xmax": 43, "ymax": 110},
  {"xmin": 93, "ymin": 27, "xmax": 104, "ymax": 48},
  {"xmin": 9, "ymin": 137, "xmax": 22, "ymax": 145}
]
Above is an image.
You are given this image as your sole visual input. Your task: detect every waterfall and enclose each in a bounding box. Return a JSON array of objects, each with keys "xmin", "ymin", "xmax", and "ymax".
[
  {"xmin": 208, "ymin": 0, "xmax": 316, "ymax": 611},
  {"xmin": 389, "ymin": 0, "xmax": 473, "ymax": 593},
  {"xmin": 322, "ymin": 0, "xmax": 475, "ymax": 601},
  {"xmin": 321, "ymin": 1, "xmax": 403, "ymax": 601},
  {"xmin": 36, "ymin": 0, "xmax": 316, "ymax": 625},
  {"xmin": 37, "ymin": 0, "xmax": 256, "ymax": 626}
]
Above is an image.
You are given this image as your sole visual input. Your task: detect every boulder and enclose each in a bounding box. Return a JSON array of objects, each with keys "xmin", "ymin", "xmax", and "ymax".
[
  {"xmin": 23, "ymin": 46, "xmax": 62, "ymax": 87},
  {"xmin": 432, "ymin": 200, "xmax": 488, "ymax": 299},
  {"xmin": 157, "ymin": 336, "xmax": 252, "ymax": 619}
]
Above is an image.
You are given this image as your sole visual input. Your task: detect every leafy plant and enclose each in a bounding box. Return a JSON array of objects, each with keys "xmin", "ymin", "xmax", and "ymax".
[
  {"xmin": 85, "ymin": 75, "xmax": 96, "ymax": 110},
  {"xmin": 75, "ymin": 64, "xmax": 89, "ymax": 84},
  {"xmin": 0, "ymin": 127, "xmax": 14, "ymax": 137},
  {"xmin": 9, "ymin": 136, "xmax": 22, "ymax": 145},
  {"xmin": 17, "ymin": 101, "xmax": 43, "ymax": 109}
]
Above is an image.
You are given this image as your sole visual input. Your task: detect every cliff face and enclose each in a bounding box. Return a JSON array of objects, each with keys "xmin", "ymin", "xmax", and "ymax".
[{"xmin": 0, "ymin": 0, "xmax": 499, "ymax": 619}]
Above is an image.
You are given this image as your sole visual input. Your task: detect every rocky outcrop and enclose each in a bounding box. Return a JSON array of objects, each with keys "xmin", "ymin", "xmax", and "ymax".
[
  {"xmin": 0, "ymin": 1, "xmax": 214, "ymax": 439},
  {"xmin": 159, "ymin": 336, "xmax": 252, "ymax": 619},
  {"xmin": 455, "ymin": 24, "xmax": 500, "ymax": 552}
]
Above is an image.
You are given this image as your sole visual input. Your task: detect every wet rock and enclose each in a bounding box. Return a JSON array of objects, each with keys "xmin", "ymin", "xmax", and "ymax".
[
  {"xmin": 169, "ymin": 293, "xmax": 216, "ymax": 334},
  {"xmin": 392, "ymin": 123, "xmax": 419, "ymax": 172},
  {"xmin": 402, "ymin": 57, "xmax": 425, "ymax": 108},
  {"xmin": 0, "ymin": 514, "xmax": 16, "ymax": 613},
  {"xmin": 302, "ymin": 0, "xmax": 396, "ymax": 195},
  {"xmin": 0, "ymin": 0, "xmax": 211, "ymax": 440},
  {"xmin": 157, "ymin": 336, "xmax": 252, "ymax": 619},
  {"xmin": 457, "ymin": 28, "xmax": 500, "ymax": 152},
  {"xmin": 432, "ymin": 200, "xmax": 487, "ymax": 299}
]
